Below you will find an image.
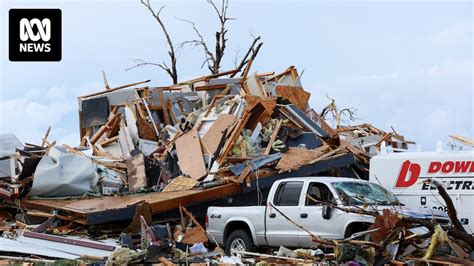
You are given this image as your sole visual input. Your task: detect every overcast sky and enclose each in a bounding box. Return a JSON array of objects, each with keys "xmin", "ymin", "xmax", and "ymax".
[{"xmin": 1, "ymin": 0, "xmax": 472, "ymax": 150}]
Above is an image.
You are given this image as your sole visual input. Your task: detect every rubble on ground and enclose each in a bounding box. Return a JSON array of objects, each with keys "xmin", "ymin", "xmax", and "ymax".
[{"xmin": 0, "ymin": 66, "xmax": 472, "ymax": 264}]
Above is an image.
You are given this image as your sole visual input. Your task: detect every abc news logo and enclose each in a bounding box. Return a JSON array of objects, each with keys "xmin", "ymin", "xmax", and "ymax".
[{"xmin": 9, "ymin": 9, "xmax": 61, "ymax": 61}]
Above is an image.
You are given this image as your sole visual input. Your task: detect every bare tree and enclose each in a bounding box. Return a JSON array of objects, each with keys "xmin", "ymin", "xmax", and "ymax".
[
  {"xmin": 320, "ymin": 94, "xmax": 358, "ymax": 128},
  {"xmin": 179, "ymin": 0, "xmax": 263, "ymax": 75},
  {"xmin": 127, "ymin": 0, "xmax": 178, "ymax": 84},
  {"xmin": 131, "ymin": 0, "xmax": 263, "ymax": 83}
]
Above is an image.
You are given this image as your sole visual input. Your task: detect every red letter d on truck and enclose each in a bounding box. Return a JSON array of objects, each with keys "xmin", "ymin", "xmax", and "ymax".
[{"xmin": 395, "ymin": 160, "xmax": 421, "ymax": 188}]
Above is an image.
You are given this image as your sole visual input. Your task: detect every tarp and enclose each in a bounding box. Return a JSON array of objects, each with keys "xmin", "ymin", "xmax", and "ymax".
[{"xmin": 28, "ymin": 147, "xmax": 98, "ymax": 197}]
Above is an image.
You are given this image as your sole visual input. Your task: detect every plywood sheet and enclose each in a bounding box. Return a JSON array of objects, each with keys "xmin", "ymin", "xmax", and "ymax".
[
  {"xmin": 275, "ymin": 85, "xmax": 310, "ymax": 111},
  {"xmin": 276, "ymin": 146, "xmax": 330, "ymax": 172},
  {"xmin": 175, "ymin": 128, "xmax": 207, "ymax": 179},
  {"xmin": 126, "ymin": 151, "xmax": 147, "ymax": 192},
  {"xmin": 201, "ymin": 114, "xmax": 237, "ymax": 155},
  {"xmin": 181, "ymin": 226, "xmax": 208, "ymax": 244},
  {"xmin": 136, "ymin": 116, "xmax": 158, "ymax": 141},
  {"xmin": 245, "ymin": 95, "xmax": 277, "ymax": 130},
  {"xmin": 243, "ymin": 95, "xmax": 277, "ymax": 128},
  {"xmin": 162, "ymin": 176, "xmax": 198, "ymax": 192}
]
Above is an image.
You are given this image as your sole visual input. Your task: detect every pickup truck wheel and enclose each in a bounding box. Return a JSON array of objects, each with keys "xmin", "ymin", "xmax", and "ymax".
[
  {"xmin": 225, "ymin": 229, "xmax": 253, "ymax": 256},
  {"xmin": 345, "ymin": 224, "xmax": 372, "ymax": 241}
]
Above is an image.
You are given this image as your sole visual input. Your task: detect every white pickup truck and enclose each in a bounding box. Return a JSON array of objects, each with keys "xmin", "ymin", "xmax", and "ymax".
[{"xmin": 206, "ymin": 177, "xmax": 449, "ymax": 254}]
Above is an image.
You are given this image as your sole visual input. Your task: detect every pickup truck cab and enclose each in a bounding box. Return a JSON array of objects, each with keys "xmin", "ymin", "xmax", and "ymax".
[{"xmin": 206, "ymin": 177, "xmax": 448, "ymax": 255}]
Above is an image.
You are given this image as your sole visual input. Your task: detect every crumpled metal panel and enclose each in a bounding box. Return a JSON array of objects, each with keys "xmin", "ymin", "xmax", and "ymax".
[{"xmin": 230, "ymin": 153, "xmax": 282, "ymax": 176}]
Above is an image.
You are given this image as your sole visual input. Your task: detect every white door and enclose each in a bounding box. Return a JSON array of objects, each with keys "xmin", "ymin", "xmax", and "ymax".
[
  {"xmin": 298, "ymin": 182, "xmax": 347, "ymax": 247},
  {"xmin": 265, "ymin": 181, "xmax": 303, "ymax": 247}
]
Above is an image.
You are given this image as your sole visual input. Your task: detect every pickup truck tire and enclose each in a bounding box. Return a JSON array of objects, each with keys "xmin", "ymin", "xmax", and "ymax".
[
  {"xmin": 225, "ymin": 229, "xmax": 253, "ymax": 256},
  {"xmin": 345, "ymin": 223, "xmax": 372, "ymax": 241}
]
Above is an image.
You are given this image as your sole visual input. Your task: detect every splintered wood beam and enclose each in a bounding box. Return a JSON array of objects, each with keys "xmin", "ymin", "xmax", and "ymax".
[
  {"xmin": 240, "ymin": 140, "xmax": 247, "ymax": 158},
  {"xmin": 90, "ymin": 113, "xmax": 121, "ymax": 145},
  {"xmin": 134, "ymin": 98, "xmax": 147, "ymax": 120},
  {"xmin": 41, "ymin": 126, "xmax": 51, "ymax": 147},
  {"xmin": 106, "ymin": 115, "xmax": 121, "ymax": 138},
  {"xmin": 150, "ymin": 86, "xmax": 182, "ymax": 91},
  {"xmin": 44, "ymin": 141, "xmax": 56, "ymax": 154},
  {"xmin": 203, "ymin": 95, "xmax": 226, "ymax": 117},
  {"xmin": 267, "ymin": 66, "xmax": 296, "ymax": 81},
  {"xmin": 237, "ymin": 165, "xmax": 252, "ymax": 184},
  {"xmin": 375, "ymin": 133, "xmax": 392, "ymax": 148},
  {"xmin": 98, "ymin": 136, "xmax": 119, "ymax": 147},
  {"xmin": 102, "ymin": 70, "xmax": 110, "ymax": 90},
  {"xmin": 23, "ymin": 231, "xmax": 115, "ymax": 251},
  {"xmin": 154, "ymin": 87, "xmax": 170, "ymax": 126},
  {"xmin": 450, "ymin": 134, "xmax": 474, "ymax": 147},
  {"xmin": 307, "ymin": 146, "xmax": 347, "ymax": 165},
  {"xmin": 111, "ymin": 105, "xmax": 120, "ymax": 114},
  {"xmin": 241, "ymin": 58, "xmax": 253, "ymax": 81},
  {"xmin": 180, "ymin": 205, "xmax": 204, "ymax": 232},
  {"xmin": 264, "ymin": 120, "xmax": 282, "ymax": 155},
  {"xmin": 173, "ymin": 69, "xmax": 239, "ymax": 87},
  {"xmin": 217, "ymin": 111, "xmax": 251, "ymax": 164},
  {"xmin": 79, "ymin": 81, "xmax": 150, "ymax": 99},
  {"xmin": 194, "ymin": 84, "xmax": 227, "ymax": 91}
]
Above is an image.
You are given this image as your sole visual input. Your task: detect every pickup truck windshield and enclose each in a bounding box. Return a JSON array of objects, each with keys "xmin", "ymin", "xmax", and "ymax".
[{"xmin": 332, "ymin": 181, "xmax": 400, "ymax": 206}]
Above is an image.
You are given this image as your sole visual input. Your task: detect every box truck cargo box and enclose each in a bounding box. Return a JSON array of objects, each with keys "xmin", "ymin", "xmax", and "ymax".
[{"xmin": 369, "ymin": 150, "xmax": 474, "ymax": 234}]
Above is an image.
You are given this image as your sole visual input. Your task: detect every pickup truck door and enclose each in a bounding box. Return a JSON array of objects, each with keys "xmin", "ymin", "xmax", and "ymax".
[
  {"xmin": 265, "ymin": 181, "xmax": 303, "ymax": 247},
  {"xmin": 298, "ymin": 182, "xmax": 346, "ymax": 247}
]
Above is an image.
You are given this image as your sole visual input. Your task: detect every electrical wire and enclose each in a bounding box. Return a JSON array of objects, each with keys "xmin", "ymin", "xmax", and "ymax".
[{"xmin": 245, "ymin": 159, "xmax": 263, "ymax": 206}]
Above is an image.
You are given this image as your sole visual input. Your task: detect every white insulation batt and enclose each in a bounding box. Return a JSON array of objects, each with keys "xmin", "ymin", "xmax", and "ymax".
[
  {"xmin": 0, "ymin": 237, "xmax": 79, "ymax": 260},
  {"xmin": 28, "ymin": 147, "xmax": 98, "ymax": 197}
]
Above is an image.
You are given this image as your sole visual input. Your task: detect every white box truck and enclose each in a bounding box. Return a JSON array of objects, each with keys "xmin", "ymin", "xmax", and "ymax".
[{"xmin": 369, "ymin": 149, "xmax": 474, "ymax": 234}]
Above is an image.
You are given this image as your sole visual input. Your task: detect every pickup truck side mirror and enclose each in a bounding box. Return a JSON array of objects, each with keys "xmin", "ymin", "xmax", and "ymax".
[{"xmin": 322, "ymin": 205, "xmax": 331, "ymax": 220}]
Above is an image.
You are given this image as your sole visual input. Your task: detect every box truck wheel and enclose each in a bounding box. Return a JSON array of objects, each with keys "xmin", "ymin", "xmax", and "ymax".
[{"xmin": 225, "ymin": 229, "xmax": 253, "ymax": 256}]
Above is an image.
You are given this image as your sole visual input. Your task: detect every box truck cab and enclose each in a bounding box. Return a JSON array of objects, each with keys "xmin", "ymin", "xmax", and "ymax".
[{"xmin": 369, "ymin": 149, "xmax": 474, "ymax": 234}]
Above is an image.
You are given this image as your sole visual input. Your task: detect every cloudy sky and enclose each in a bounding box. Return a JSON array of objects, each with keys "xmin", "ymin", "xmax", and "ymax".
[{"xmin": 1, "ymin": 0, "xmax": 472, "ymax": 150}]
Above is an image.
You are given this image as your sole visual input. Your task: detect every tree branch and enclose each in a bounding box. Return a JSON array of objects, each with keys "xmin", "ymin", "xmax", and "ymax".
[
  {"xmin": 177, "ymin": 18, "xmax": 216, "ymax": 72},
  {"xmin": 423, "ymin": 178, "xmax": 474, "ymax": 250},
  {"xmin": 209, "ymin": 0, "xmax": 230, "ymax": 74},
  {"xmin": 320, "ymin": 94, "xmax": 358, "ymax": 127},
  {"xmin": 179, "ymin": 0, "xmax": 238, "ymax": 74},
  {"xmin": 126, "ymin": 59, "xmax": 165, "ymax": 72},
  {"xmin": 424, "ymin": 179, "xmax": 466, "ymax": 232},
  {"xmin": 231, "ymin": 35, "xmax": 263, "ymax": 77},
  {"xmin": 139, "ymin": 0, "xmax": 178, "ymax": 84}
]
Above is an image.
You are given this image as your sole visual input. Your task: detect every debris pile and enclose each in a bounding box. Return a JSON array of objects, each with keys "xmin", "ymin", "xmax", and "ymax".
[
  {"xmin": 1, "ymin": 66, "xmax": 413, "ymax": 203},
  {"xmin": 2, "ymin": 66, "xmax": 471, "ymax": 264}
]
